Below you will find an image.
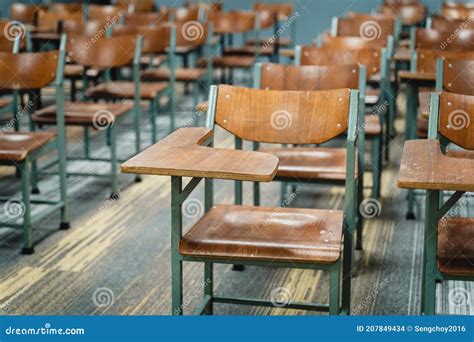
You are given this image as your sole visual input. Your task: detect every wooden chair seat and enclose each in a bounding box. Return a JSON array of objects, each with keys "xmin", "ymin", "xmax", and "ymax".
[
  {"xmin": 85, "ymin": 81, "xmax": 169, "ymax": 100},
  {"xmin": 0, "ymin": 132, "xmax": 56, "ymax": 162},
  {"xmin": 179, "ymin": 204, "xmax": 344, "ymax": 263},
  {"xmin": 259, "ymin": 147, "xmax": 355, "ymax": 181},
  {"xmin": 32, "ymin": 102, "xmax": 134, "ymax": 126},
  {"xmin": 438, "ymin": 217, "xmax": 474, "ymax": 276},
  {"xmin": 142, "ymin": 68, "xmax": 206, "ymax": 82},
  {"xmin": 64, "ymin": 64, "xmax": 100, "ymax": 79},
  {"xmin": 198, "ymin": 56, "xmax": 255, "ymax": 69},
  {"xmin": 245, "ymin": 37, "xmax": 292, "ymax": 47},
  {"xmin": 223, "ymin": 46, "xmax": 274, "ymax": 57}
]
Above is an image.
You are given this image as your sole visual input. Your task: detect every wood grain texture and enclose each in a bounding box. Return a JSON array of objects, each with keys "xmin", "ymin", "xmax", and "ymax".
[
  {"xmin": 0, "ymin": 132, "xmax": 56, "ymax": 162},
  {"xmin": 431, "ymin": 15, "xmax": 474, "ymax": 31},
  {"xmin": 0, "ymin": 51, "xmax": 59, "ymax": 90},
  {"xmin": 438, "ymin": 218, "xmax": 474, "ymax": 276},
  {"xmin": 124, "ymin": 11, "xmax": 169, "ymax": 27},
  {"xmin": 438, "ymin": 92, "xmax": 474, "ymax": 150},
  {"xmin": 301, "ymin": 45, "xmax": 381, "ymax": 76},
  {"xmin": 398, "ymin": 139, "xmax": 474, "ymax": 191},
  {"xmin": 121, "ymin": 127, "xmax": 279, "ymax": 182},
  {"xmin": 10, "ymin": 3, "xmax": 47, "ymax": 24},
  {"xmin": 415, "ymin": 28, "xmax": 474, "ymax": 51},
  {"xmin": 443, "ymin": 59, "xmax": 474, "ymax": 96},
  {"xmin": 381, "ymin": 3, "xmax": 426, "ymax": 25},
  {"xmin": 215, "ymin": 85, "xmax": 351, "ymax": 145},
  {"xmin": 88, "ymin": 5, "xmax": 124, "ymax": 22},
  {"xmin": 336, "ymin": 16, "xmax": 394, "ymax": 47},
  {"xmin": 179, "ymin": 204, "xmax": 343, "ymax": 263},
  {"xmin": 260, "ymin": 63, "xmax": 359, "ymax": 91},
  {"xmin": 210, "ymin": 11, "xmax": 255, "ymax": 34}
]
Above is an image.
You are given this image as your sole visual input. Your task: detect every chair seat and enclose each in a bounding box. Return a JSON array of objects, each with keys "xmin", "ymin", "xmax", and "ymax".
[
  {"xmin": 438, "ymin": 218, "xmax": 474, "ymax": 276},
  {"xmin": 223, "ymin": 46, "xmax": 274, "ymax": 57},
  {"xmin": 0, "ymin": 132, "xmax": 56, "ymax": 162},
  {"xmin": 365, "ymin": 114, "xmax": 382, "ymax": 136},
  {"xmin": 259, "ymin": 147, "xmax": 355, "ymax": 181},
  {"xmin": 198, "ymin": 56, "xmax": 255, "ymax": 68},
  {"xmin": 85, "ymin": 81, "xmax": 169, "ymax": 100},
  {"xmin": 64, "ymin": 64, "xmax": 100, "ymax": 79},
  {"xmin": 179, "ymin": 205, "xmax": 344, "ymax": 263},
  {"xmin": 32, "ymin": 102, "xmax": 134, "ymax": 126},
  {"xmin": 142, "ymin": 68, "xmax": 206, "ymax": 82},
  {"xmin": 246, "ymin": 36, "xmax": 292, "ymax": 47},
  {"xmin": 446, "ymin": 149, "xmax": 474, "ymax": 159}
]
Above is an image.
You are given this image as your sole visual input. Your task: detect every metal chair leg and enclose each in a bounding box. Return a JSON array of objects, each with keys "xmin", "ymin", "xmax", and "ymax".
[
  {"xmin": 253, "ymin": 182, "xmax": 260, "ymax": 206},
  {"xmin": 329, "ymin": 264, "xmax": 341, "ymax": 315},
  {"xmin": 109, "ymin": 125, "xmax": 119, "ymax": 199},
  {"xmin": 371, "ymin": 137, "xmax": 381, "ymax": 199},
  {"xmin": 20, "ymin": 160, "xmax": 33, "ymax": 255},
  {"xmin": 406, "ymin": 189, "xmax": 416, "ymax": 220},
  {"xmin": 203, "ymin": 262, "xmax": 214, "ymax": 315}
]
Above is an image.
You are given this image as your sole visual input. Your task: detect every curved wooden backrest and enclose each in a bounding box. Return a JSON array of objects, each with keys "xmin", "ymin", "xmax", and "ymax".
[
  {"xmin": 443, "ymin": 58, "xmax": 474, "ymax": 96},
  {"xmin": 215, "ymin": 85, "xmax": 351, "ymax": 144},
  {"xmin": 439, "ymin": 91, "xmax": 474, "ymax": 149},
  {"xmin": 431, "ymin": 15, "xmax": 474, "ymax": 31},
  {"xmin": 416, "ymin": 49, "xmax": 474, "ymax": 73},
  {"xmin": 114, "ymin": 25, "xmax": 168, "ymax": 54},
  {"xmin": 88, "ymin": 5, "xmax": 124, "ymax": 22},
  {"xmin": 255, "ymin": 9, "xmax": 277, "ymax": 30},
  {"xmin": 384, "ymin": 0, "xmax": 420, "ymax": 5},
  {"xmin": 254, "ymin": 2, "xmax": 293, "ymax": 20},
  {"xmin": 416, "ymin": 28, "xmax": 474, "ymax": 51},
  {"xmin": 322, "ymin": 33, "xmax": 384, "ymax": 50},
  {"xmin": 0, "ymin": 20, "xmax": 26, "ymax": 50},
  {"xmin": 0, "ymin": 36, "xmax": 16, "ymax": 52},
  {"xmin": 0, "ymin": 50, "xmax": 59, "ymax": 89},
  {"xmin": 116, "ymin": 0, "xmax": 154, "ymax": 13},
  {"xmin": 49, "ymin": 3, "xmax": 83, "ymax": 15},
  {"xmin": 67, "ymin": 34, "xmax": 136, "ymax": 68},
  {"xmin": 171, "ymin": 7, "xmax": 200, "ymax": 22},
  {"xmin": 303, "ymin": 45, "xmax": 381, "ymax": 76},
  {"xmin": 336, "ymin": 16, "xmax": 394, "ymax": 46},
  {"xmin": 441, "ymin": 6, "xmax": 474, "ymax": 20},
  {"xmin": 10, "ymin": 3, "xmax": 47, "ymax": 24},
  {"xmin": 260, "ymin": 63, "xmax": 360, "ymax": 91},
  {"xmin": 188, "ymin": 2, "xmax": 223, "ymax": 15},
  {"xmin": 63, "ymin": 20, "xmax": 104, "ymax": 37},
  {"xmin": 37, "ymin": 10, "xmax": 83, "ymax": 32},
  {"xmin": 124, "ymin": 11, "xmax": 169, "ymax": 26},
  {"xmin": 442, "ymin": 2, "xmax": 474, "ymax": 9},
  {"xmin": 381, "ymin": 3, "xmax": 425, "ymax": 25},
  {"xmin": 171, "ymin": 21, "xmax": 208, "ymax": 47},
  {"xmin": 211, "ymin": 11, "xmax": 255, "ymax": 34}
]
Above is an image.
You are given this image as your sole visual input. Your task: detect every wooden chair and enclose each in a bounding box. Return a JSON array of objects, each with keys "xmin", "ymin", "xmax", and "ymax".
[
  {"xmin": 398, "ymin": 90, "xmax": 474, "ymax": 314},
  {"xmin": 87, "ymin": 5, "xmax": 124, "ymax": 22},
  {"xmin": 10, "ymin": 3, "xmax": 47, "ymax": 24},
  {"xmin": 116, "ymin": 0, "xmax": 155, "ymax": 13},
  {"xmin": 31, "ymin": 34, "xmax": 144, "ymax": 198},
  {"xmin": 380, "ymin": 2, "xmax": 426, "ymax": 27},
  {"xmin": 0, "ymin": 43, "xmax": 69, "ymax": 254},
  {"xmin": 252, "ymin": 63, "xmax": 370, "ymax": 252},
  {"xmin": 410, "ymin": 27, "xmax": 474, "ymax": 52},
  {"xmin": 398, "ymin": 49, "xmax": 474, "ymax": 218},
  {"xmin": 428, "ymin": 15, "xmax": 474, "ymax": 31},
  {"xmin": 201, "ymin": 11, "xmax": 258, "ymax": 85},
  {"xmin": 123, "ymin": 11, "xmax": 170, "ymax": 27},
  {"xmin": 48, "ymin": 3, "xmax": 83, "ymax": 15},
  {"xmin": 441, "ymin": 3, "xmax": 474, "ymax": 20},
  {"xmin": 122, "ymin": 85, "xmax": 361, "ymax": 315},
  {"xmin": 141, "ymin": 22, "xmax": 213, "ymax": 131}
]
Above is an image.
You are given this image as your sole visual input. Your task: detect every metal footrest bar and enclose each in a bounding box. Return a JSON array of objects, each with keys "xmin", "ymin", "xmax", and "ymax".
[
  {"xmin": 193, "ymin": 295, "xmax": 213, "ymax": 315},
  {"xmin": 0, "ymin": 201, "xmax": 65, "ymax": 229},
  {"xmin": 212, "ymin": 296, "xmax": 330, "ymax": 312}
]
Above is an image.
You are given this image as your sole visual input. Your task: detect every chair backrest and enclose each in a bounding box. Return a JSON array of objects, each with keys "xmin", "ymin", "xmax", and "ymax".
[
  {"xmin": 0, "ymin": 20, "xmax": 26, "ymax": 51},
  {"xmin": 187, "ymin": 2, "xmax": 223, "ymax": 16},
  {"xmin": 171, "ymin": 7, "xmax": 200, "ymax": 22},
  {"xmin": 116, "ymin": 0, "xmax": 154, "ymax": 13},
  {"xmin": 259, "ymin": 63, "xmax": 360, "ymax": 92},
  {"xmin": 124, "ymin": 11, "xmax": 169, "ymax": 26},
  {"xmin": 441, "ymin": 4, "xmax": 474, "ymax": 20},
  {"xmin": 211, "ymin": 11, "xmax": 256, "ymax": 34},
  {"xmin": 441, "ymin": 58, "xmax": 474, "ymax": 96},
  {"xmin": 67, "ymin": 34, "xmax": 137, "ymax": 68},
  {"xmin": 335, "ymin": 16, "xmax": 395, "ymax": 47},
  {"xmin": 381, "ymin": 3, "xmax": 425, "ymax": 26},
  {"xmin": 212, "ymin": 85, "xmax": 353, "ymax": 145},
  {"xmin": 321, "ymin": 33, "xmax": 384, "ymax": 50},
  {"xmin": 10, "ymin": 3, "xmax": 47, "ymax": 24},
  {"xmin": 384, "ymin": 0, "xmax": 420, "ymax": 4},
  {"xmin": 49, "ymin": 3, "xmax": 83, "ymax": 15},
  {"xmin": 302, "ymin": 44, "xmax": 382, "ymax": 76},
  {"xmin": 412, "ymin": 48, "xmax": 474, "ymax": 73},
  {"xmin": 0, "ymin": 50, "xmax": 60, "ymax": 90},
  {"xmin": 430, "ymin": 15, "xmax": 474, "ymax": 31},
  {"xmin": 63, "ymin": 20, "xmax": 104, "ymax": 37},
  {"xmin": 37, "ymin": 10, "xmax": 83, "ymax": 32},
  {"xmin": 434, "ymin": 92, "xmax": 474, "ymax": 149},
  {"xmin": 414, "ymin": 28, "xmax": 474, "ymax": 51},
  {"xmin": 88, "ymin": 5, "xmax": 124, "ymax": 22},
  {"xmin": 253, "ymin": 2, "xmax": 293, "ymax": 21}
]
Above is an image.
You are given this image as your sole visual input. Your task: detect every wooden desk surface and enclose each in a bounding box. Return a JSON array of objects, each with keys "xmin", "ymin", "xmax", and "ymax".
[
  {"xmin": 121, "ymin": 127, "xmax": 279, "ymax": 182},
  {"xmin": 398, "ymin": 139, "xmax": 474, "ymax": 192}
]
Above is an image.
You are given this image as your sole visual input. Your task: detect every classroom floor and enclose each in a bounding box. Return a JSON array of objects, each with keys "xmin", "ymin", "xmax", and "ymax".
[{"xmin": 0, "ymin": 81, "xmax": 472, "ymax": 316}]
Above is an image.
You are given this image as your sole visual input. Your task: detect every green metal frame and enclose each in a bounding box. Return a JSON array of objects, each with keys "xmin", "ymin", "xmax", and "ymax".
[
  {"xmin": 38, "ymin": 35, "xmax": 145, "ymax": 197},
  {"xmin": 0, "ymin": 35, "xmax": 69, "ymax": 254},
  {"xmin": 166, "ymin": 85, "xmax": 360, "ymax": 315},
  {"xmin": 418, "ymin": 92, "xmax": 473, "ymax": 315}
]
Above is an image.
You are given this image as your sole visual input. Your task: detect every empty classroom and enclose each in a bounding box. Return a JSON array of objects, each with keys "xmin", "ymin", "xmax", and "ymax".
[{"xmin": 0, "ymin": 0, "xmax": 473, "ymax": 317}]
